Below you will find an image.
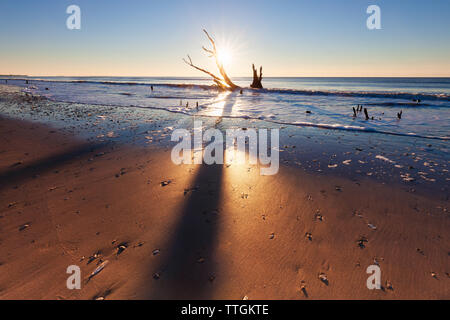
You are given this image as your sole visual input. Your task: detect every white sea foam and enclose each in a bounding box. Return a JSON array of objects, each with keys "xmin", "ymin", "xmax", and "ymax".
[
  {"xmin": 375, "ymin": 155, "xmax": 395, "ymax": 164},
  {"xmin": 3, "ymin": 76, "xmax": 449, "ymax": 141}
]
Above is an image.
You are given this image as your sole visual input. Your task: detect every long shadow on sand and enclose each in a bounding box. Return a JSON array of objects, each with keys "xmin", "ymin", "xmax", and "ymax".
[
  {"xmin": 0, "ymin": 142, "xmax": 107, "ymax": 192},
  {"xmin": 144, "ymin": 92, "xmax": 239, "ymax": 299},
  {"xmin": 145, "ymin": 162, "xmax": 224, "ymax": 299}
]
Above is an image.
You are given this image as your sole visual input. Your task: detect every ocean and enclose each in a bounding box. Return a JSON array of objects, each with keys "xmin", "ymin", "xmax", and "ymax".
[{"xmin": 2, "ymin": 76, "xmax": 450, "ymax": 140}]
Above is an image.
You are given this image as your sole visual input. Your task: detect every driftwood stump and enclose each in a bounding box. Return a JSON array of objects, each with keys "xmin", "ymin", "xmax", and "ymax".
[
  {"xmin": 250, "ymin": 64, "xmax": 263, "ymax": 89},
  {"xmin": 184, "ymin": 30, "xmax": 264, "ymax": 91}
]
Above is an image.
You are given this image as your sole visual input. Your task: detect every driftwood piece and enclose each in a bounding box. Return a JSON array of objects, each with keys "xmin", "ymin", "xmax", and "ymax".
[
  {"xmin": 250, "ymin": 64, "xmax": 263, "ymax": 89},
  {"xmin": 183, "ymin": 30, "xmax": 264, "ymax": 90},
  {"xmin": 364, "ymin": 108, "xmax": 369, "ymax": 120},
  {"xmin": 183, "ymin": 30, "xmax": 239, "ymax": 90}
]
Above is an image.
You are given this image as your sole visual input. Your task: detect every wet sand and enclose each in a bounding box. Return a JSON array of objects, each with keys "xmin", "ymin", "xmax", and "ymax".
[{"xmin": 0, "ymin": 85, "xmax": 449, "ymax": 299}]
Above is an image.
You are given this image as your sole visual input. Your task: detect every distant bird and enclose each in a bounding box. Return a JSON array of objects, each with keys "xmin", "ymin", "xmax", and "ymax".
[
  {"xmin": 150, "ymin": 85, "xmax": 154, "ymax": 91},
  {"xmin": 240, "ymin": 89, "xmax": 243, "ymax": 94},
  {"xmin": 397, "ymin": 110, "xmax": 403, "ymax": 119},
  {"xmin": 196, "ymin": 102, "xmax": 199, "ymax": 109}
]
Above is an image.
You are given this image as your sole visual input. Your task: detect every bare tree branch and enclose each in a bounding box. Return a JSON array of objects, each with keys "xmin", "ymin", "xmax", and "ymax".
[
  {"xmin": 183, "ymin": 30, "xmax": 239, "ymax": 90},
  {"xmin": 202, "ymin": 46, "xmax": 214, "ymax": 56},
  {"xmin": 182, "ymin": 55, "xmax": 224, "ymax": 85},
  {"xmin": 202, "ymin": 29, "xmax": 238, "ymax": 90},
  {"xmin": 183, "ymin": 29, "xmax": 263, "ymax": 90}
]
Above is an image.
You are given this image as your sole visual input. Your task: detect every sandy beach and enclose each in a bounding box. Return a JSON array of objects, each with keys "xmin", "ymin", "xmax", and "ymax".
[{"xmin": 0, "ymin": 85, "xmax": 448, "ymax": 300}]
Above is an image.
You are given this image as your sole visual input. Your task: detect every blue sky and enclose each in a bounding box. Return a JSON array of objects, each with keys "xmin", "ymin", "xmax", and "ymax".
[{"xmin": 0, "ymin": 0, "xmax": 449, "ymax": 77}]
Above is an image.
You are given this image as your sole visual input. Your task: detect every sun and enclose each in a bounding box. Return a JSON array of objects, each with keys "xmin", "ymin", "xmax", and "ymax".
[{"xmin": 217, "ymin": 47, "xmax": 233, "ymax": 67}]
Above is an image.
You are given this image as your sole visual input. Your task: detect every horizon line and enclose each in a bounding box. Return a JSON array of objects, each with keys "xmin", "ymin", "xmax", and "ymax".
[{"xmin": 2, "ymin": 75, "xmax": 450, "ymax": 79}]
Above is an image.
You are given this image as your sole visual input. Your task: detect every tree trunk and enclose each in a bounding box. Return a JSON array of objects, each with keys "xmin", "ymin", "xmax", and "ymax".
[
  {"xmin": 250, "ymin": 64, "xmax": 263, "ymax": 89},
  {"xmin": 183, "ymin": 30, "xmax": 264, "ymax": 91},
  {"xmin": 183, "ymin": 30, "xmax": 240, "ymax": 91}
]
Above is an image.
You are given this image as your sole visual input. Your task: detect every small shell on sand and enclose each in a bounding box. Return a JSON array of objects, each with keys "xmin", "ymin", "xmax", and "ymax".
[{"xmin": 89, "ymin": 260, "xmax": 109, "ymax": 280}]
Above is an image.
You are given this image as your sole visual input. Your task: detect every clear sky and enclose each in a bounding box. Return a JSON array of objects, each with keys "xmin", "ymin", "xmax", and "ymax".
[{"xmin": 1, "ymin": 0, "xmax": 449, "ymax": 77}]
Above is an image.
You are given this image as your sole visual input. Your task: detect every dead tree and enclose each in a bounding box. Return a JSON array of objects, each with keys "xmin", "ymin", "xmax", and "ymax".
[
  {"xmin": 364, "ymin": 108, "xmax": 369, "ymax": 120},
  {"xmin": 250, "ymin": 64, "xmax": 263, "ymax": 89},
  {"xmin": 184, "ymin": 30, "xmax": 264, "ymax": 90},
  {"xmin": 183, "ymin": 29, "xmax": 239, "ymax": 91}
]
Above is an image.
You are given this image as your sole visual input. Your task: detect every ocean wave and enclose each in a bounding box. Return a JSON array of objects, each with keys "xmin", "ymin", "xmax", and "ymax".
[
  {"xmin": 259, "ymin": 119, "xmax": 450, "ymax": 141},
  {"xmin": 363, "ymin": 102, "xmax": 438, "ymax": 107},
  {"xmin": 6, "ymin": 77, "xmax": 450, "ymax": 102},
  {"xmin": 12, "ymin": 78, "xmax": 216, "ymax": 90},
  {"xmin": 260, "ymin": 88, "xmax": 450, "ymax": 102},
  {"xmin": 62, "ymin": 81, "xmax": 450, "ymax": 101},
  {"xmin": 14, "ymin": 85, "xmax": 450, "ymax": 142}
]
